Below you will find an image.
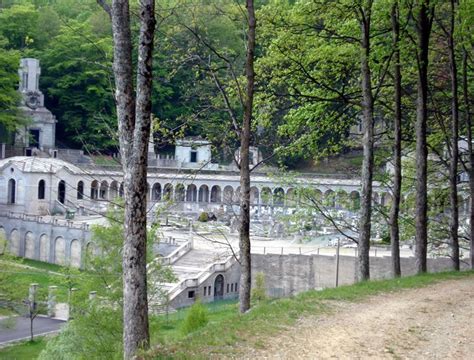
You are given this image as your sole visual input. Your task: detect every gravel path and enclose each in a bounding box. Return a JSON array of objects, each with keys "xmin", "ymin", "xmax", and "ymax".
[{"xmin": 243, "ymin": 277, "xmax": 474, "ymax": 359}]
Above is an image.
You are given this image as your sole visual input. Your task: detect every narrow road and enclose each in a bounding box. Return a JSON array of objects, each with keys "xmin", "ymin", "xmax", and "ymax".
[
  {"xmin": 244, "ymin": 277, "xmax": 474, "ymax": 359},
  {"xmin": 0, "ymin": 316, "xmax": 65, "ymax": 345}
]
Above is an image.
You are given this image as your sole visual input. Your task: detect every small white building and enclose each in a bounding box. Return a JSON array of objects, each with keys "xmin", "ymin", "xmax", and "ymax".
[{"xmin": 175, "ymin": 137, "xmax": 212, "ymax": 166}]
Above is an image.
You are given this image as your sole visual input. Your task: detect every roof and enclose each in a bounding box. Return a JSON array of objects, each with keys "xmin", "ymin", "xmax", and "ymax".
[
  {"xmin": 176, "ymin": 137, "xmax": 211, "ymax": 146},
  {"xmin": 0, "ymin": 156, "xmax": 84, "ymax": 175}
]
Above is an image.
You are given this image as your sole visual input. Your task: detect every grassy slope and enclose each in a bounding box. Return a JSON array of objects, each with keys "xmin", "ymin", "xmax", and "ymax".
[
  {"xmin": 147, "ymin": 271, "xmax": 474, "ymax": 359},
  {"xmin": 0, "ymin": 339, "xmax": 47, "ymax": 360},
  {"xmin": 2, "ymin": 271, "xmax": 472, "ymax": 359},
  {"xmin": 1, "ymin": 258, "xmax": 68, "ymax": 303}
]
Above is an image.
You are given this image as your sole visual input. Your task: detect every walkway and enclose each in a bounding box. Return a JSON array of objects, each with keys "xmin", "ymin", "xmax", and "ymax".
[{"xmin": 0, "ymin": 316, "xmax": 65, "ymax": 345}]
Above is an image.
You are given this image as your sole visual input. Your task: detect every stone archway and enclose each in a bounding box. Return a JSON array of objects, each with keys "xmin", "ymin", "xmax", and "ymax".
[
  {"xmin": 24, "ymin": 231, "xmax": 35, "ymax": 259},
  {"xmin": 9, "ymin": 229, "xmax": 20, "ymax": 256},
  {"xmin": 54, "ymin": 236, "xmax": 66, "ymax": 265},
  {"xmin": 223, "ymin": 186, "xmax": 234, "ymax": 205},
  {"xmin": 0, "ymin": 227, "xmax": 6, "ymax": 254},
  {"xmin": 39, "ymin": 234, "xmax": 49, "ymax": 262},
  {"xmin": 210, "ymin": 185, "xmax": 222, "ymax": 203},
  {"xmin": 70, "ymin": 239, "xmax": 81, "ymax": 268},
  {"xmin": 214, "ymin": 274, "xmax": 224, "ymax": 300}
]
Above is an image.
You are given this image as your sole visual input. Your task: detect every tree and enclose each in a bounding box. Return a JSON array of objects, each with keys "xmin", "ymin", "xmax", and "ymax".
[
  {"xmin": 414, "ymin": 0, "xmax": 434, "ymax": 273},
  {"xmin": 389, "ymin": 0, "xmax": 402, "ymax": 278},
  {"xmin": 238, "ymin": 0, "xmax": 256, "ymax": 314},
  {"xmin": 0, "ymin": 39, "xmax": 24, "ymax": 139},
  {"xmin": 39, "ymin": 21, "xmax": 115, "ymax": 150},
  {"xmin": 445, "ymin": 0, "xmax": 460, "ymax": 270},
  {"xmin": 98, "ymin": 0, "xmax": 156, "ymax": 357},
  {"xmin": 357, "ymin": 0, "xmax": 375, "ymax": 281}
]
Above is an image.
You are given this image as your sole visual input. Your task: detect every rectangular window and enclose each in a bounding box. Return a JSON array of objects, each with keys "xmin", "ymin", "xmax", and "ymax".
[
  {"xmin": 188, "ymin": 290, "xmax": 195, "ymax": 299},
  {"xmin": 226, "ymin": 284, "xmax": 229, "ymax": 293},
  {"xmin": 204, "ymin": 287, "xmax": 207, "ymax": 296},
  {"xmin": 190, "ymin": 151, "xmax": 197, "ymax": 163}
]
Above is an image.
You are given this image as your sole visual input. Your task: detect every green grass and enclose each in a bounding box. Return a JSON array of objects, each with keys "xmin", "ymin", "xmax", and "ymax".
[
  {"xmin": 2, "ymin": 271, "xmax": 471, "ymax": 359},
  {"xmin": 146, "ymin": 270, "xmax": 474, "ymax": 359},
  {"xmin": 0, "ymin": 339, "xmax": 47, "ymax": 360},
  {"xmin": 20, "ymin": 259, "xmax": 63, "ymax": 273}
]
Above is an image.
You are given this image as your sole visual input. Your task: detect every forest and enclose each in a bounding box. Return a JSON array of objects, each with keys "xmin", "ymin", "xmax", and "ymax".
[{"xmin": 0, "ymin": 0, "xmax": 473, "ymax": 358}]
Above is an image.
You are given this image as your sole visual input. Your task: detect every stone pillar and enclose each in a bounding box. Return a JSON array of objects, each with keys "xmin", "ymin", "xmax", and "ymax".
[
  {"xmin": 29, "ymin": 283, "xmax": 38, "ymax": 312},
  {"xmin": 48, "ymin": 285, "xmax": 57, "ymax": 317},
  {"xmin": 189, "ymin": 220, "xmax": 194, "ymax": 248},
  {"xmin": 68, "ymin": 288, "xmax": 78, "ymax": 320}
]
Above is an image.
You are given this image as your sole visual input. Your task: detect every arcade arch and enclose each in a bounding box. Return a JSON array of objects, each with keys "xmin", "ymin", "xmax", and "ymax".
[
  {"xmin": 210, "ymin": 185, "xmax": 222, "ymax": 203},
  {"xmin": 54, "ymin": 236, "xmax": 66, "ymax": 265},
  {"xmin": 186, "ymin": 184, "xmax": 197, "ymax": 202},
  {"xmin": 24, "ymin": 231, "xmax": 35, "ymax": 259},
  {"xmin": 9, "ymin": 229, "xmax": 20, "ymax": 256},
  {"xmin": 39, "ymin": 234, "xmax": 49, "ymax": 262},
  {"xmin": 70, "ymin": 239, "xmax": 81, "ymax": 268}
]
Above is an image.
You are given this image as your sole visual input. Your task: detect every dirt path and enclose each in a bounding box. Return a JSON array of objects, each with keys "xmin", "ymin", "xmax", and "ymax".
[{"xmin": 243, "ymin": 277, "xmax": 474, "ymax": 359}]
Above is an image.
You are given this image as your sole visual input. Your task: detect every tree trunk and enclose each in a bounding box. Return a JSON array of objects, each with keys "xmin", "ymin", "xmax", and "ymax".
[
  {"xmin": 357, "ymin": 2, "xmax": 374, "ymax": 281},
  {"xmin": 414, "ymin": 0, "xmax": 432, "ymax": 274},
  {"xmin": 109, "ymin": 0, "xmax": 156, "ymax": 358},
  {"xmin": 462, "ymin": 48, "xmax": 474, "ymax": 269},
  {"xmin": 239, "ymin": 0, "xmax": 256, "ymax": 313},
  {"xmin": 30, "ymin": 315, "xmax": 33, "ymax": 342},
  {"xmin": 447, "ymin": 0, "xmax": 460, "ymax": 270},
  {"xmin": 389, "ymin": 1, "xmax": 402, "ymax": 278}
]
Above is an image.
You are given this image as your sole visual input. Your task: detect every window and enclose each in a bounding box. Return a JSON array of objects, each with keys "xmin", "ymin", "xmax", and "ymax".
[
  {"xmin": 230, "ymin": 283, "xmax": 234, "ymax": 292},
  {"xmin": 38, "ymin": 180, "xmax": 45, "ymax": 200},
  {"xmin": 203, "ymin": 287, "xmax": 207, "ymax": 296},
  {"xmin": 227, "ymin": 283, "xmax": 229, "ymax": 293},
  {"xmin": 190, "ymin": 150, "xmax": 197, "ymax": 163},
  {"xmin": 7, "ymin": 179, "xmax": 16, "ymax": 204},
  {"xmin": 208, "ymin": 286, "xmax": 211, "ymax": 296},
  {"xmin": 235, "ymin": 283, "xmax": 238, "ymax": 292},
  {"xmin": 188, "ymin": 290, "xmax": 195, "ymax": 299},
  {"xmin": 77, "ymin": 181, "xmax": 84, "ymax": 200},
  {"xmin": 58, "ymin": 180, "xmax": 66, "ymax": 204}
]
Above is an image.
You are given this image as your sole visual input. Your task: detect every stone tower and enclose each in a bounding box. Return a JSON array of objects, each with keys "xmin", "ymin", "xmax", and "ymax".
[{"xmin": 16, "ymin": 58, "xmax": 56, "ymax": 152}]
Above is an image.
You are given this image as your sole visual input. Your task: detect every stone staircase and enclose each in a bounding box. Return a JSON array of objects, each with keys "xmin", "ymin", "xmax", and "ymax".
[{"xmin": 153, "ymin": 246, "xmax": 237, "ymax": 311}]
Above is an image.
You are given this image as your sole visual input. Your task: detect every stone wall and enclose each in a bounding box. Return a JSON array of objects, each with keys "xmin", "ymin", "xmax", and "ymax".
[
  {"xmin": 0, "ymin": 214, "xmax": 91, "ymax": 268},
  {"xmin": 252, "ymin": 253, "xmax": 468, "ymax": 298}
]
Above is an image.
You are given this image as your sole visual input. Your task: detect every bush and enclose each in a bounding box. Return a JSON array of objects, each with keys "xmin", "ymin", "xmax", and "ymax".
[
  {"xmin": 181, "ymin": 300, "xmax": 209, "ymax": 335},
  {"xmin": 197, "ymin": 212, "xmax": 209, "ymax": 222},
  {"xmin": 251, "ymin": 272, "xmax": 267, "ymax": 302}
]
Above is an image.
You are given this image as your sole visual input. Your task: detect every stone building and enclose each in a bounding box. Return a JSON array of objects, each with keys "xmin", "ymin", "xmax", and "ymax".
[{"xmin": 15, "ymin": 58, "xmax": 56, "ymax": 154}]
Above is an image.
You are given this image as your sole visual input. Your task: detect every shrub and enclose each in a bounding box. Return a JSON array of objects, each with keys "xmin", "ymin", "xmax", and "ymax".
[
  {"xmin": 251, "ymin": 272, "xmax": 267, "ymax": 302},
  {"xmin": 181, "ymin": 300, "xmax": 209, "ymax": 335},
  {"xmin": 197, "ymin": 212, "xmax": 209, "ymax": 222}
]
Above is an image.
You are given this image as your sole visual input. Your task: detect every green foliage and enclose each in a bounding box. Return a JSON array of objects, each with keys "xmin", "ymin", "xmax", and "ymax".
[
  {"xmin": 0, "ymin": 338, "xmax": 47, "ymax": 359},
  {"xmin": 38, "ymin": 20, "xmax": 115, "ymax": 150},
  {"xmin": 38, "ymin": 204, "xmax": 175, "ymax": 359},
  {"xmin": 198, "ymin": 211, "xmax": 209, "ymax": 222},
  {"xmin": 147, "ymin": 271, "xmax": 474, "ymax": 358},
  {"xmin": 180, "ymin": 300, "xmax": 209, "ymax": 335},
  {"xmin": 251, "ymin": 272, "xmax": 267, "ymax": 302},
  {"xmin": 0, "ymin": 44, "xmax": 25, "ymax": 138}
]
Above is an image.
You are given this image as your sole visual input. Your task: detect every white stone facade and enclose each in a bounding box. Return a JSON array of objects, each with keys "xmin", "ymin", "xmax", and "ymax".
[{"xmin": 15, "ymin": 58, "xmax": 56, "ymax": 150}]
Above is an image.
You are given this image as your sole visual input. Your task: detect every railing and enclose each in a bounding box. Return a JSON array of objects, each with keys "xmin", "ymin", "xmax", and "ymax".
[
  {"xmin": 157, "ymin": 240, "xmax": 192, "ymax": 265},
  {"xmin": 0, "ymin": 211, "xmax": 90, "ymax": 230}
]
